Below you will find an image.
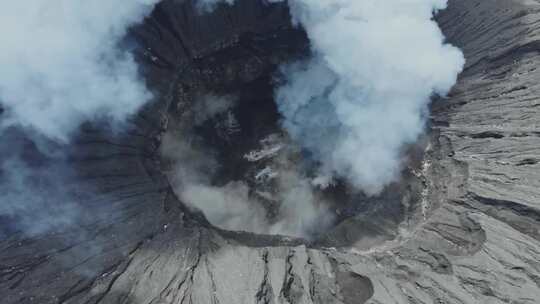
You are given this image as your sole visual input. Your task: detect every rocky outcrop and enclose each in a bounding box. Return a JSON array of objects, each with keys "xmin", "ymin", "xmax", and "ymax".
[{"xmin": 1, "ymin": 0, "xmax": 540, "ymax": 303}]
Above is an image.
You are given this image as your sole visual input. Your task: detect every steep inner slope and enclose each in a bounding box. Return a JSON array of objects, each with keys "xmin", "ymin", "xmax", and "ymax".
[
  {"xmin": 158, "ymin": 39, "xmax": 427, "ymax": 240},
  {"xmin": 1, "ymin": 0, "xmax": 540, "ymax": 303}
]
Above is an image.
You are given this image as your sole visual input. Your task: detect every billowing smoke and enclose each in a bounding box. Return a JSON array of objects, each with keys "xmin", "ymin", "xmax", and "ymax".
[
  {"xmin": 277, "ymin": 0, "xmax": 464, "ymax": 195},
  {"xmin": 0, "ymin": 0, "xmax": 159, "ymax": 141},
  {"xmin": 203, "ymin": 0, "xmax": 464, "ymax": 195},
  {"xmin": 0, "ymin": 1, "xmax": 160, "ymax": 237},
  {"xmin": 162, "ymin": 94, "xmax": 332, "ymax": 237}
]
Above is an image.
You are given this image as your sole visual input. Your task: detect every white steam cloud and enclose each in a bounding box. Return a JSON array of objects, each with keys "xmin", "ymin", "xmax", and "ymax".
[
  {"xmin": 0, "ymin": 0, "xmax": 159, "ymax": 141},
  {"xmin": 202, "ymin": 0, "xmax": 464, "ymax": 195},
  {"xmin": 0, "ymin": 1, "xmax": 160, "ymax": 238},
  {"xmin": 277, "ymin": 0, "xmax": 464, "ymax": 195}
]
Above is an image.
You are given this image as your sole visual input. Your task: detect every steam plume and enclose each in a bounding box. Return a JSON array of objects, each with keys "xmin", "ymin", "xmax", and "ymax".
[
  {"xmin": 0, "ymin": 1, "xmax": 160, "ymax": 237},
  {"xmin": 0, "ymin": 0, "xmax": 159, "ymax": 141},
  {"xmin": 277, "ymin": 0, "xmax": 464, "ymax": 194},
  {"xmin": 202, "ymin": 0, "xmax": 464, "ymax": 194}
]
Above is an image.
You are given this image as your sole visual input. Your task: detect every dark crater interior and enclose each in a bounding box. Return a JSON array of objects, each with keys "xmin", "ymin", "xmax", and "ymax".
[{"xmin": 147, "ymin": 1, "xmax": 427, "ymax": 246}]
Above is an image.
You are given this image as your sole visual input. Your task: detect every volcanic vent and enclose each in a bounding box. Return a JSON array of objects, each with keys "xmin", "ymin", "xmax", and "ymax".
[{"xmin": 157, "ymin": 52, "xmax": 430, "ymax": 244}]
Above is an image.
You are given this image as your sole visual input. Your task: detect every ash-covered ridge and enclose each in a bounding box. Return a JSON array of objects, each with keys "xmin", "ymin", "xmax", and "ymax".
[{"xmin": 1, "ymin": 0, "xmax": 540, "ymax": 303}]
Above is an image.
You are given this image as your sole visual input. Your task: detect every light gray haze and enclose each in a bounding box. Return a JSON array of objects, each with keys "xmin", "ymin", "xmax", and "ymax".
[{"xmin": 0, "ymin": 0, "xmax": 159, "ymax": 141}]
